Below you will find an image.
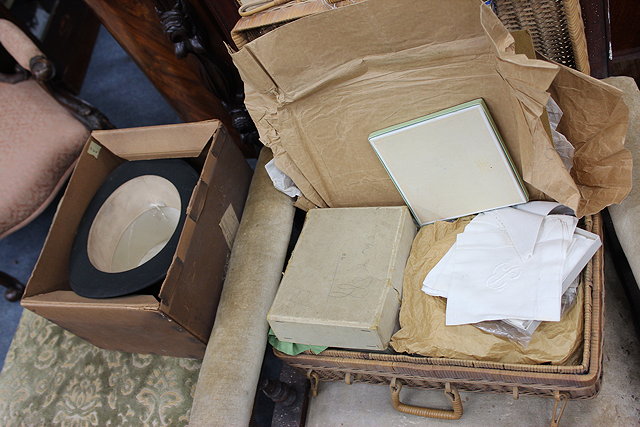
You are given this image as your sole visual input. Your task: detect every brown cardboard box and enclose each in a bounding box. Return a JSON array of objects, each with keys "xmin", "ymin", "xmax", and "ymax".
[{"xmin": 21, "ymin": 120, "xmax": 252, "ymax": 358}]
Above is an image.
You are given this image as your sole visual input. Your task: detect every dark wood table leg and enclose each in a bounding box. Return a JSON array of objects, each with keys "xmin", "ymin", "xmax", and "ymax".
[
  {"xmin": 262, "ymin": 363, "xmax": 310, "ymax": 427},
  {"xmin": 0, "ymin": 271, "xmax": 25, "ymax": 302}
]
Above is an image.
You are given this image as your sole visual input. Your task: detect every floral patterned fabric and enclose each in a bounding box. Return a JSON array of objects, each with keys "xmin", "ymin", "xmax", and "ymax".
[{"xmin": 0, "ymin": 310, "xmax": 201, "ymax": 426}]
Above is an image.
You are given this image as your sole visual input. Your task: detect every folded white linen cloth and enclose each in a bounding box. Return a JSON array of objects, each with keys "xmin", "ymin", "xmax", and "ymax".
[
  {"xmin": 423, "ymin": 202, "xmax": 572, "ymax": 298},
  {"xmin": 502, "ymin": 276, "xmax": 579, "ymax": 336},
  {"xmin": 422, "ymin": 202, "xmax": 585, "ymax": 326}
]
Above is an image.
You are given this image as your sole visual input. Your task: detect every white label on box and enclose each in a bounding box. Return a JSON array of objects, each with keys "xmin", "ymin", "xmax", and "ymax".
[
  {"xmin": 87, "ymin": 141, "xmax": 102, "ymax": 159},
  {"xmin": 219, "ymin": 204, "xmax": 240, "ymax": 249}
]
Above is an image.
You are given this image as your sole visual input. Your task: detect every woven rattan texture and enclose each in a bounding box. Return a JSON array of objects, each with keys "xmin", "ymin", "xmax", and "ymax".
[
  {"xmin": 494, "ymin": 0, "xmax": 577, "ymax": 69},
  {"xmin": 300, "ymin": 368, "xmax": 600, "ymax": 399},
  {"xmin": 276, "ymin": 214, "xmax": 604, "ymax": 400}
]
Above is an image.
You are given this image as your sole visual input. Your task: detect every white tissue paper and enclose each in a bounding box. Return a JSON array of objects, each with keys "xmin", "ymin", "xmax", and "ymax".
[
  {"xmin": 265, "ymin": 159, "xmax": 302, "ymax": 198},
  {"xmin": 422, "ymin": 202, "xmax": 601, "ymax": 326},
  {"xmin": 547, "ymin": 97, "xmax": 575, "ymax": 171}
]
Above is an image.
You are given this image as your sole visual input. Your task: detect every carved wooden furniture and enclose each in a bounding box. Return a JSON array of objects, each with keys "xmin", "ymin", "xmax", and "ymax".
[
  {"xmin": 0, "ymin": 271, "xmax": 24, "ymax": 303},
  {"xmin": 3, "ymin": 0, "xmax": 101, "ymax": 94},
  {"xmin": 580, "ymin": 0, "xmax": 640, "ymax": 83},
  {"xmin": 82, "ymin": 0, "xmax": 259, "ymax": 157},
  {"xmin": 0, "ymin": 17, "xmax": 112, "ymax": 302}
]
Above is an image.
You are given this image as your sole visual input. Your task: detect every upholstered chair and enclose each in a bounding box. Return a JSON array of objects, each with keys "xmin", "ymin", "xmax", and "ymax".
[{"xmin": 0, "ymin": 18, "xmax": 112, "ymax": 301}]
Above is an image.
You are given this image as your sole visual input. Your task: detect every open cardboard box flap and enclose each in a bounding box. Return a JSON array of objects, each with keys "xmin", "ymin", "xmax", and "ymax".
[
  {"xmin": 92, "ymin": 119, "xmax": 221, "ymax": 160},
  {"xmin": 232, "ymin": 0, "xmax": 631, "ymax": 217},
  {"xmin": 22, "ymin": 120, "xmax": 252, "ymax": 358}
]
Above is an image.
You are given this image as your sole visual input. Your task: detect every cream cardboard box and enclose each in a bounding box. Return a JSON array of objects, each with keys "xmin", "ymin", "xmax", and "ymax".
[
  {"xmin": 268, "ymin": 206, "xmax": 416, "ymax": 350},
  {"xmin": 21, "ymin": 120, "xmax": 252, "ymax": 358}
]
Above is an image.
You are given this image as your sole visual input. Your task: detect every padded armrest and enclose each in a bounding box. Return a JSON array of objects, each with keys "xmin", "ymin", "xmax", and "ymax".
[
  {"xmin": 0, "ymin": 19, "xmax": 44, "ymax": 72},
  {"xmin": 605, "ymin": 76, "xmax": 640, "ymax": 286}
]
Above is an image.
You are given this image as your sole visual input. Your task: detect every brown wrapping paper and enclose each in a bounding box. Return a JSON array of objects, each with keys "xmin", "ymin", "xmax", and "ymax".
[
  {"xmin": 390, "ymin": 218, "xmax": 584, "ymax": 365},
  {"xmin": 550, "ymin": 67, "xmax": 633, "ymax": 216},
  {"xmin": 232, "ymin": 0, "xmax": 631, "ymax": 217}
]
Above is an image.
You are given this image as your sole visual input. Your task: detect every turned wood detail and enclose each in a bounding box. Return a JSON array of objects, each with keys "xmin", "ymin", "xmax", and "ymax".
[
  {"xmin": 29, "ymin": 55, "xmax": 55, "ymax": 82},
  {"xmin": 154, "ymin": 0, "xmax": 259, "ymax": 150},
  {"xmin": 261, "ymin": 378, "xmax": 297, "ymax": 406},
  {"xmin": 28, "ymin": 55, "xmax": 113, "ymax": 130},
  {"xmin": 0, "ymin": 36, "xmax": 113, "ymax": 130},
  {"xmin": 49, "ymin": 80, "xmax": 114, "ymax": 131},
  {"xmin": 0, "ymin": 271, "xmax": 24, "ymax": 302},
  {"xmin": 0, "ymin": 63, "xmax": 28, "ymax": 83}
]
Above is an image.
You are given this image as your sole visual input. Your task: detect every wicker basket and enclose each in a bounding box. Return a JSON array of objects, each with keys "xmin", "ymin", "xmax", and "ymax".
[
  {"xmin": 494, "ymin": 0, "xmax": 590, "ymax": 74},
  {"xmin": 231, "ymin": 0, "xmax": 590, "ymax": 75},
  {"xmin": 240, "ymin": 2, "xmax": 600, "ymax": 422},
  {"xmin": 275, "ymin": 214, "xmax": 604, "ymax": 422}
]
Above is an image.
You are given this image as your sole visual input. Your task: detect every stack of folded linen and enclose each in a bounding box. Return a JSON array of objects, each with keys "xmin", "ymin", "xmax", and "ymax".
[{"xmin": 423, "ymin": 201, "xmax": 601, "ymax": 327}]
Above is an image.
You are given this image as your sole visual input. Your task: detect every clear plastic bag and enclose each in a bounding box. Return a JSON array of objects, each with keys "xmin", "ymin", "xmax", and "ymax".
[
  {"xmin": 473, "ymin": 277, "xmax": 580, "ymax": 347},
  {"xmin": 547, "ymin": 97, "xmax": 575, "ymax": 171}
]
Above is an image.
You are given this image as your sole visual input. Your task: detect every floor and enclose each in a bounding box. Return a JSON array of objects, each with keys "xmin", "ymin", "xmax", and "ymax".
[
  {"xmin": 306, "ymin": 247, "xmax": 640, "ymax": 426},
  {"xmin": 0, "ymin": 197, "xmax": 55, "ymax": 366},
  {"xmin": 0, "ymin": 26, "xmax": 181, "ymax": 367}
]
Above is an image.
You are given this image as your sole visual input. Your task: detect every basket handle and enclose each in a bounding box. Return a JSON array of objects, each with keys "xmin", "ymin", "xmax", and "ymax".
[{"xmin": 389, "ymin": 378, "xmax": 463, "ymax": 420}]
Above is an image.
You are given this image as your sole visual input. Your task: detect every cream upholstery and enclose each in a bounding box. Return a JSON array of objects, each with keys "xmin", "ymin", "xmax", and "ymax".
[
  {"xmin": 606, "ymin": 76, "xmax": 640, "ymax": 291},
  {"xmin": 0, "ymin": 19, "xmax": 43, "ymax": 71}
]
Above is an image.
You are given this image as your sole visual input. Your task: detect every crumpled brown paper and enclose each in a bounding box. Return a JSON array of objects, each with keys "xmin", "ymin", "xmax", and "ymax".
[
  {"xmin": 232, "ymin": 0, "xmax": 631, "ymax": 217},
  {"xmin": 550, "ymin": 66, "xmax": 633, "ymax": 216},
  {"xmin": 390, "ymin": 218, "xmax": 584, "ymax": 365}
]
